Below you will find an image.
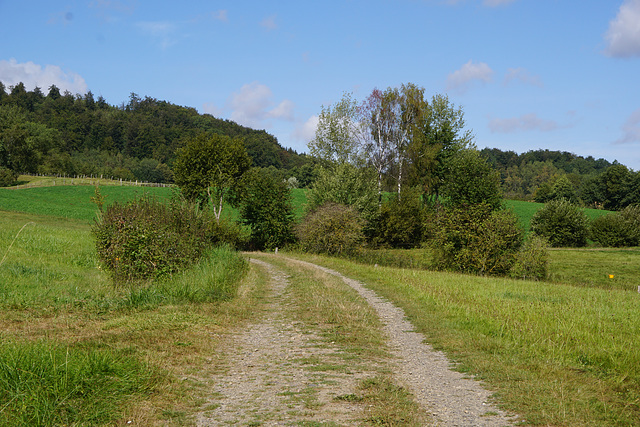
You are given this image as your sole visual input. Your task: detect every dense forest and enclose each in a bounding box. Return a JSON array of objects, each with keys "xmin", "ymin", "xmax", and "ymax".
[
  {"xmin": 1, "ymin": 81, "xmax": 638, "ymax": 211},
  {"xmin": 0, "ymin": 81, "xmax": 313, "ymax": 185},
  {"xmin": 480, "ymin": 147, "xmax": 639, "ymax": 210}
]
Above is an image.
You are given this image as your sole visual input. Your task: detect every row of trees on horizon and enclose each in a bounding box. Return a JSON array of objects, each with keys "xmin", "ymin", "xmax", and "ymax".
[{"xmin": 0, "ymin": 80, "xmax": 638, "ymax": 211}]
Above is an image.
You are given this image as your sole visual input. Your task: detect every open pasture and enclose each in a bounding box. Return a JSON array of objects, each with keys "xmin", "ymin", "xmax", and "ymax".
[
  {"xmin": 1, "ymin": 183, "xmax": 638, "ymax": 425},
  {"xmin": 296, "ymin": 253, "xmax": 640, "ymax": 426}
]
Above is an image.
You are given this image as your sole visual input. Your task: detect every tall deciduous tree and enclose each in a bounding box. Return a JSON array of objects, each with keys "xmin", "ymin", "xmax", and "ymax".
[
  {"xmin": 407, "ymin": 93, "xmax": 474, "ymax": 202},
  {"xmin": 441, "ymin": 149, "xmax": 502, "ymax": 210},
  {"xmin": 359, "ymin": 88, "xmax": 394, "ymax": 198},
  {"xmin": 308, "ymin": 92, "xmax": 364, "ymax": 166},
  {"xmin": 173, "ymin": 133, "xmax": 251, "ymax": 223}
]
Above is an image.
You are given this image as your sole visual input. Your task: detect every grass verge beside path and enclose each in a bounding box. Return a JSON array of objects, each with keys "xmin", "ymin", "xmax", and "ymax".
[
  {"xmin": 282, "ymin": 251, "xmax": 640, "ymax": 427},
  {"xmin": 0, "ymin": 211, "xmax": 263, "ymax": 425}
]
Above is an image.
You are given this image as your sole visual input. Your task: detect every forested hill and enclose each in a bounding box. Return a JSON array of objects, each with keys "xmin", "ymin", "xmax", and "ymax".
[{"xmin": 0, "ymin": 81, "xmax": 309, "ymax": 183}]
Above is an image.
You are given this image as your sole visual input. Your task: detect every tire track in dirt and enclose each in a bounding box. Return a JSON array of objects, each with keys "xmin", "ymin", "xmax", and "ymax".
[
  {"xmin": 195, "ymin": 258, "xmax": 374, "ymax": 426},
  {"xmin": 196, "ymin": 255, "xmax": 519, "ymax": 426},
  {"xmin": 283, "ymin": 257, "xmax": 519, "ymax": 427}
]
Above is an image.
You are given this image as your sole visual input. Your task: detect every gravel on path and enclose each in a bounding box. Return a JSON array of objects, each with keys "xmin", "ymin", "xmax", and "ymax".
[
  {"xmin": 195, "ymin": 255, "xmax": 520, "ymax": 426},
  {"xmin": 286, "ymin": 257, "xmax": 519, "ymax": 427}
]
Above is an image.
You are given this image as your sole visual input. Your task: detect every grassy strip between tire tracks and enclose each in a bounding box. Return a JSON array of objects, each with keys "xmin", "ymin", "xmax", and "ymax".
[
  {"xmin": 282, "ymin": 251, "xmax": 640, "ymax": 427},
  {"xmin": 250, "ymin": 252, "xmax": 429, "ymax": 426}
]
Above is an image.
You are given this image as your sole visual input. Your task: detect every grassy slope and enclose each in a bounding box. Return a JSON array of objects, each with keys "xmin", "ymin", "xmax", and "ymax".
[
  {"xmin": 0, "ymin": 185, "xmax": 173, "ymax": 222},
  {"xmin": 504, "ymin": 199, "xmax": 612, "ymax": 231}
]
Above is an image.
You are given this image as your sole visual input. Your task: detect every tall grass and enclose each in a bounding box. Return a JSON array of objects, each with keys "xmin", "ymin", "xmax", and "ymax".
[
  {"xmin": 294, "ymin": 253, "xmax": 640, "ymax": 426},
  {"xmin": 0, "ymin": 212, "xmax": 111, "ymax": 309},
  {"xmin": 0, "ymin": 210, "xmax": 251, "ymax": 423},
  {"xmin": 549, "ymin": 247, "xmax": 640, "ymax": 291},
  {"xmin": 116, "ymin": 246, "xmax": 248, "ymax": 309},
  {"xmin": 0, "ymin": 340, "xmax": 161, "ymax": 426}
]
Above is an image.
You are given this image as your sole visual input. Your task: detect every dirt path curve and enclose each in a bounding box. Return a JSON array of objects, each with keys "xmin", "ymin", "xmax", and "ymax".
[
  {"xmin": 195, "ymin": 255, "xmax": 519, "ymax": 426},
  {"xmin": 284, "ymin": 257, "xmax": 518, "ymax": 427}
]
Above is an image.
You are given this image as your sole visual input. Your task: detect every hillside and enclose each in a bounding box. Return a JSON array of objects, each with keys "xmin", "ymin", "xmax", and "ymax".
[{"xmin": 0, "ymin": 82, "xmax": 310, "ymax": 183}]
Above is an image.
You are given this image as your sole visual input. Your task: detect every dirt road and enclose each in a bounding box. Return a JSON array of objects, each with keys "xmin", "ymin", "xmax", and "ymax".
[{"xmin": 195, "ymin": 254, "xmax": 518, "ymax": 426}]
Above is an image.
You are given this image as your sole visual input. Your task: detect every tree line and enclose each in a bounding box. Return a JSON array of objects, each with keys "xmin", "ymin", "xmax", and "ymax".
[
  {"xmin": 0, "ymin": 81, "xmax": 311, "ymax": 186},
  {"xmin": 481, "ymin": 147, "xmax": 638, "ymax": 211}
]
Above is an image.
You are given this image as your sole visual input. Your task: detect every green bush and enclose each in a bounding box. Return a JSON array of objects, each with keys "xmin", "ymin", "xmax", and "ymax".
[
  {"xmin": 93, "ymin": 196, "xmax": 239, "ymax": 284},
  {"xmin": 440, "ymin": 149, "xmax": 503, "ymax": 210},
  {"xmin": 590, "ymin": 205, "xmax": 640, "ymax": 247},
  {"xmin": 431, "ymin": 204, "xmax": 524, "ymax": 276},
  {"xmin": 307, "ymin": 163, "xmax": 378, "ymax": 220},
  {"xmin": 367, "ymin": 187, "xmax": 424, "ymax": 248},
  {"xmin": 509, "ymin": 235, "xmax": 549, "ymax": 280},
  {"xmin": 530, "ymin": 199, "xmax": 589, "ymax": 247},
  {"xmin": 0, "ymin": 166, "xmax": 17, "ymax": 187},
  {"xmin": 296, "ymin": 202, "xmax": 364, "ymax": 255}
]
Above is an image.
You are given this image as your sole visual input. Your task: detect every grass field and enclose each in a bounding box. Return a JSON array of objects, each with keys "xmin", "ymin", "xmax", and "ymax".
[
  {"xmin": 0, "ymin": 209, "xmax": 255, "ymax": 424},
  {"xmin": 1, "ymin": 182, "xmax": 638, "ymax": 425},
  {"xmin": 504, "ymin": 199, "xmax": 612, "ymax": 231},
  {"xmin": 292, "ymin": 252, "xmax": 640, "ymax": 426}
]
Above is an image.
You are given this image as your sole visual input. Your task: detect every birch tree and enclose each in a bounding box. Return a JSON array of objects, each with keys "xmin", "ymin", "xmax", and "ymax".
[{"xmin": 308, "ymin": 92, "xmax": 364, "ymax": 166}]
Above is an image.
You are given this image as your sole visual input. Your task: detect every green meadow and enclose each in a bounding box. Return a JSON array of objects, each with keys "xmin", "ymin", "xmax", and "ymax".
[{"xmin": 1, "ymin": 182, "xmax": 639, "ymax": 425}]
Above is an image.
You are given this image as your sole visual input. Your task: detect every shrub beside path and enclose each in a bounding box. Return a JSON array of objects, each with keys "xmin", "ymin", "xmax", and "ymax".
[{"xmin": 195, "ymin": 254, "xmax": 519, "ymax": 426}]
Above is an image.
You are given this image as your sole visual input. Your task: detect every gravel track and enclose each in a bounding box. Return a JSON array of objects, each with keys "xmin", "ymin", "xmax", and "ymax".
[
  {"xmin": 195, "ymin": 255, "xmax": 519, "ymax": 426},
  {"xmin": 286, "ymin": 257, "xmax": 519, "ymax": 427}
]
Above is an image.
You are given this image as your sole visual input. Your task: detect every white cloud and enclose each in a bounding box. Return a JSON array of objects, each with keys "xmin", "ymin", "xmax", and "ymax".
[
  {"xmin": 268, "ymin": 99, "xmax": 295, "ymax": 121},
  {"xmin": 615, "ymin": 108, "xmax": 640, "ymax": 143},
  {"xmin": 482, "ymin": 0, "xmax": 515, "ymax": 6},
  {"xmin": 504, "ymin": 67, "xmax": 543, "ymax": 87},
  {"xmin": 292, "ymin": 115, "xmax": 319, "ymax": 145},
  {"xmin": 201, "ymin": 102, "xmax": 223, "ymax": 117},
  {"xmin": 0, "ymin": 58, "xmax": 87, "ymax": 94},
  {"xmin": 226, "ymin": 82, "xmax": 295, "ymax": 128},
  {"xmin": 213, "ymin": 9, "xmax": 228, "ymax": 22},
  {"xmin": 604, "ymin": 0, "xmax": 640, "ymax": 58},
  {"xmin": 136, "ymin": 21, "xmax": 178, "ymax": 49},
  {"xmin": 446, "ymin": 60, "xmax": 493, "ymax": 93},
  {"xmin": 489, "ymin": 113, "xmax": 564, "ymax": 133},
  {"xmin": 260, "ymin": 15, "xmax": 278, "ymax": 31}
]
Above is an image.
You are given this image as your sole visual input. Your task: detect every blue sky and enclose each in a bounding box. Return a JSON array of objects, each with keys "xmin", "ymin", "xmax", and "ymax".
[{"xmin": 1, "ymin": 0, "xmax": 639, "ymax": 169}]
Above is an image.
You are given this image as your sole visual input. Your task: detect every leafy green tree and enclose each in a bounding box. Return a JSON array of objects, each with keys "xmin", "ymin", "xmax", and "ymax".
[
  {"xmin": 239, "ymin": 167, "xmax": 295, "ymax": 250},
  {"xmin": 581, "ymin": 164, "xmax": 634, "ymax": 210},
  {"xmin": 307, "ymin": 163, "xmax": 378, "ymax": 220},
  {"xmin": 308, "ymin": 92, "xmax": 364, "ymax": 166},
  {"xmin": 440, "ymin": 149, "xmax": 502, "ymax": 209},
  {"xmin": 0, "ymin": 166, "xmax": 17, "ymax": 186},
  {"xmin": 406, "ymin": 93, "xmax": 474, "ymax": 202},
  {"xmin": 173, "ymin": 133, "xmax": 251, "ymax": 223},
  {"xmin": 550, "ymin": 175, "xmax": 576, "ymax": 202}
]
